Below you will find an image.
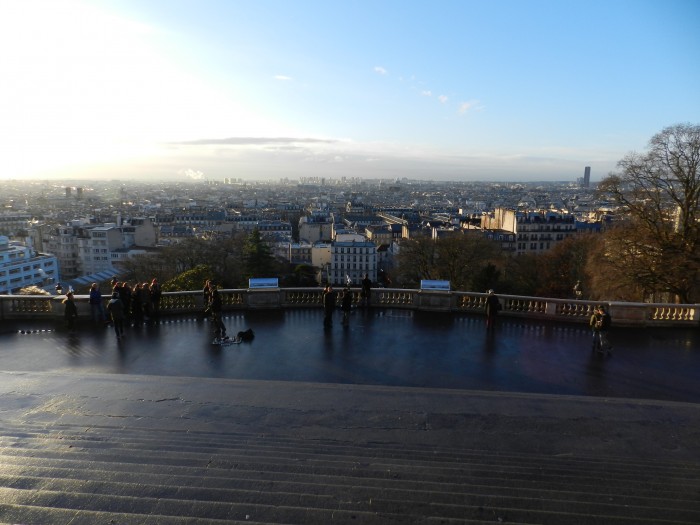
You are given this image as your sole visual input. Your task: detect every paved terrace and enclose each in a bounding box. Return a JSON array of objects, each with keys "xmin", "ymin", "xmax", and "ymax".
[
  {"xmin": 1, "ymin": 306, "xmax": 699, "ymax": 523},
  {"xmin": 1, "ymin": 308, "xmax": 699, "ymax": 403}
]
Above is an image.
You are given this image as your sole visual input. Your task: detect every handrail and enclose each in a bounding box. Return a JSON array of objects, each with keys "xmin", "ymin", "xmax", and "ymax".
[{"xmin": 0, "ymin": 288, "xmax": 697, "ymax": 327}]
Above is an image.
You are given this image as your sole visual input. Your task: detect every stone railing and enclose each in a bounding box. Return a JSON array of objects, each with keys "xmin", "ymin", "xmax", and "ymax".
[{"xmin": 0, "ymin": 288, "xmax": 697, "ymax": 328}]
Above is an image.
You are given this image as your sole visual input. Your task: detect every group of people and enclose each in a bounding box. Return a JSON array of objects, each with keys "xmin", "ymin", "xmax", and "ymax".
[
  {"xmin": 62, "ymin": 278, "xmax": 163, "ymax": 339},
  {"xmin": 322, "ymin": 273, "xmax": 373, "ymax": 327},
  {"xmin": 62, "ymin": 277, "xmax": 613, "ymax": 352}
]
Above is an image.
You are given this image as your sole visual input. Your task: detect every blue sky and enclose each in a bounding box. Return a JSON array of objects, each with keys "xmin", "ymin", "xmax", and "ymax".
[{"xmin": 1, "ymin": 0, "xmax": 698, "ymax": 182}]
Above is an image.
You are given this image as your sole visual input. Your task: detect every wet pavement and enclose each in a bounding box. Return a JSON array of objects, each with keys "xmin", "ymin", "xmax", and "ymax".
[{"xmin": 1, "ymin": 308, "xmax": 699, "ymax": 404}]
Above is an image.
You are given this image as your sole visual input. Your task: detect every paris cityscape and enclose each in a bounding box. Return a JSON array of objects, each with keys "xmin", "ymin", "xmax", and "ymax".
[{"xmin": 1, "ymin": 169, "xmax": 609, "ymax": 296}]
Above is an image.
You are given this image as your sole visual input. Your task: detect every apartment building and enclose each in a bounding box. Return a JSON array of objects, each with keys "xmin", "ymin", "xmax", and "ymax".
[
  {"xmin": 481, "ymin": 207, "xmax": 576, "ymax": 254},
  {"xmin": 329, "ymin": 233, "xmax": 377, "ymax": 286},
  {"xmin": 40, "ymin": 218, "xmax": 157, "ymax": 279},
  {"xmin": 0, "ymin": 236, "xmax": 59, "ymax": 294}
]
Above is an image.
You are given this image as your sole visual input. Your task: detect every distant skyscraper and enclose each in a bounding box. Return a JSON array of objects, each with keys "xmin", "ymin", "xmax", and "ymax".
[{"xmin": 583, "ymin": 166, "xmax": 591, "ymax": 188}]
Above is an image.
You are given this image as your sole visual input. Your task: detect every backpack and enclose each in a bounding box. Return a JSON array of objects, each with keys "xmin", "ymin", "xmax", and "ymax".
[{"xmin": 237, "ymin": 328, "xmax": 255, "ymax": 342}]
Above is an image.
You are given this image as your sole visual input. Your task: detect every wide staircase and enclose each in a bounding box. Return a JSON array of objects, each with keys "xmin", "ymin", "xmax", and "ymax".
[{"xmin": 0, "ymin": 372, "xmax": 699, "ymax": 524}]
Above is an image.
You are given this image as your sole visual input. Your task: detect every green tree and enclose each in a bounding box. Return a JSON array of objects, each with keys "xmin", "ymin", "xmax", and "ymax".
[
  {"xmin": 598, "ymin": 123, "xmax": 700, "ymax": 302},
  {"xmin": 162, "ymin": 264, "xmax": 214, "ymax": 292},
  {"xmin": 471, "ymin": 262, "xmax": 501, "ymax": 293},
  {"xmin": 499, "ymin": 253, "xmax": 542, "ymax": 296},
  {"xmin": 243, "ymin": 228, "xmax": 278, "ymax": 279}
]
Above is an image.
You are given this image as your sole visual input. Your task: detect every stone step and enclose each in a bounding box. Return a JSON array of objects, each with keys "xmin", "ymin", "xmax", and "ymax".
[
  {"xmin": 2, "ymin": 453, "xmax": 698, "ymax": 517},
  {"xmin": 0, "ymin": 424, "xmax": 698, "ymax": 524},
  {"xmin": 2, "ymin": 423, "xmax": 698, "ymax": 484},
  {"xmin": 2, "ymin": 430, "xmax": 698, "ymax": 491},
  {"xmin": 0, "ymin": 504, "xmax": 264, "ymax": 525},
  {"xmin": 0, "ymin": 469, "xmax": 697, "ymax": 524}
]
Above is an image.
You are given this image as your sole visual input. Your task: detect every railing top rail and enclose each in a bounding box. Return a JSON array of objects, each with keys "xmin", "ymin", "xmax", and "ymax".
[{"xmin": 1, "ymin": 289, "xmax": 698, "ymax": 309}]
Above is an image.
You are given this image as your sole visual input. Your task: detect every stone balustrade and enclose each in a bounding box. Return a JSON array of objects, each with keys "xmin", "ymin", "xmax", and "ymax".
[{"xmin": 0, "ymin": 288, "xmax": 697, "ymax": 327}]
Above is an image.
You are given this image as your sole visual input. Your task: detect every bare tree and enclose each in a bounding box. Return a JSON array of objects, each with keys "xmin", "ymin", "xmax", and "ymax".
[
  {"xmin": 394, "ymin": 237, "xmax": 438, "ymax": 287},
  {"xmin": 536, "ymin": 235, "xmax": 601, "ymax": 299},
  {"xmin": 395, "ymin": 234, "xmax": 499, "ymax": 291},
  {"xmin": 436, "ymin": 235, "xmax": 499, "ymax": 291},
  {"xmin": 598, "ymin": 123, "xmax": 700, "ymax": 302}
]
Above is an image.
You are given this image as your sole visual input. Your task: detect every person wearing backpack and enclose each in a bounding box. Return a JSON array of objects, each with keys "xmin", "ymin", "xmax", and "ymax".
[{"xmin": 596, "ymin": 305, "xmax": 613, "ymax": 355}]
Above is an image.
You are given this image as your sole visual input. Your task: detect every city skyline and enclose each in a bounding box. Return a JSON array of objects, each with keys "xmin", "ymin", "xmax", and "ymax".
[{"xmin": 1, "ymin": 0, "xmax": 698, "ymax": 183}]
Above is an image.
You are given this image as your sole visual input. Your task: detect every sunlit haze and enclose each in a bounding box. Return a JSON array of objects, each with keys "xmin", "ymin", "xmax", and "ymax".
[{"xmin": 1, "ymin": 0, "xmax": 698, "ymax": 183}]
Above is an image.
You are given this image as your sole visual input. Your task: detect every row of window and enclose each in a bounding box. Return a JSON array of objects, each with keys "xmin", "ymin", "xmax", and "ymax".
[
  {"xmin": 334, "ymin": 255, "xmax": 375, "ymax": 263},
  {"xmin": 334, "ymin": 247, "xmax": 374, "ymax": 254},
  {"xmin": 518, "ymin": 233, "xmax": 570, "ymax": 241},
  {"xmin": 335, "ymin": 263, "xmax": 371, "ymax": 270},
  {"xmin": 517, "ymin": 242, "xmax": 551, "ymax": 250},
  {"xmin": 0, "ymin": 271, "xmax": 55, "ymax": 286}
]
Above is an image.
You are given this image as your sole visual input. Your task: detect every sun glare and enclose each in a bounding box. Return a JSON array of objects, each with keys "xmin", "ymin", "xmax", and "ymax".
[{"xmin": 0, "ymin": 1, "xmax": 280, "ymax": 180}]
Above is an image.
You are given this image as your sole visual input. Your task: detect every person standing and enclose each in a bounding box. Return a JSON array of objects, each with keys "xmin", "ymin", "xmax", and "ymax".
[
  {"xmin": 149, "ymin": 278, "xmax": 162, "ymax": 323},
  {"xmin": 485, "ymin": 289, "xmax": 501, "ymax": 330},
  {"xmin": 590, "ymin": 305, "xmax": 603, "ymax": 352},
  {"xmin": 322, "ymin": 285, "xmax": 337, "ymax": 327},
  {"xmin": 132, "ymin": 282, "xmax": 144, "ymax": 326},
  {"xmin": 118, "ymin": 282, "xmax": 132, "ymax": 326},
  {"xmin": 140, "ymin": 282, "xmax": 151, "ymax": 321},
  {"xmin": 361, "ymin": 273, "xmax": 372, "ymax": 308},
  {"xmin": 209, "ymin": 284, "xmax": 227, "ymax": 340},
  {"xmin": 596, "ymin": 305, "xmax": 613, "ymax": 355},
  {"xmin": 200, "ymin": 280, "xmax": 212, "ymax": 321},
  {"xmin": 341, "ymin": 287, "xmax": 353, "ymax": 325},
  {"xmin": 62, "ymin": 291, "xmax": 78, "ymax": 333},
  {"xmin": 88, "ymin": 283, "xmax": 107, "ymax": 326},
  {"xmin": 107, "ymin": 292, "xmax": 126, "ymax": 339}
]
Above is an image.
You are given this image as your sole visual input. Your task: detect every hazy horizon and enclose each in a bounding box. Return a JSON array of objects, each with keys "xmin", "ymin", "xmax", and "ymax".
[{"xmin": 1, "ymin": 1, "xmax": 698, "ymax": 183}]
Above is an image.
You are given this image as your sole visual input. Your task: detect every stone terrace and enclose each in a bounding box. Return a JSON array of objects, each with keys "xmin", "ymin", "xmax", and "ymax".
[{"xmin": 0, "ymin": 308, "xmax": 699, "ymax": 524}]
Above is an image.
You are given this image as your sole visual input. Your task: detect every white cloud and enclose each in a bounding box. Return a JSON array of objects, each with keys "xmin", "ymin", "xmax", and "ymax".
[
  {"xmin": 373, "ymin": 66, "xmax": 387, "ymax": 75},
  {"xmin": 458, "ymin": 100, "xmax": 482, "ymax": 114},
  {"xmin": 421, "ymin": 90, "xmax": 432, "ymax": 97},
  {"xmin": 179, "ymin": 168, "xmax": 205, "ymax": 180},
  {"xmin": 274, "ymin": 75, "xmax": 292, "ymax": 81},
  {"xmin": 438, "ymin": 95, "xmax": 448, "ymax": 104}
]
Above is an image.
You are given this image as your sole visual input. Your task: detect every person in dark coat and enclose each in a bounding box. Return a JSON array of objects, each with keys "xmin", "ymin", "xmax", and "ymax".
[
  {"xmin": 360, "ymin": 274, "xmax": 372, "ymax": 308},
  {"xmin": 200, "ymin": 279, "xmax": 212, "ymax": 321},
  {"xmin": 131, "ymin": 282, "xmax": 144, "ymax": 326},
  {"xmin": 88, "ymin": 283, "xmax": 107, "ymax": 325},
  {"xmin": 149, "ymin": 278, "xmax": 162, "ymax": 322},
  {"xmin": 209, "ymin": 284, "xmax": 227, "ymax": 339},
  {"xmin": 63, "ymin": 292, "xmax": 78, "ymax": 333},
  {"xmin": 117, "ymin": 282, "xmax": 132, "ymax": 326},
  {"xmin": 593, "ymin": 305, "xmax": 613, "ymax": 355},
  {"xmin": 485, "ymin": 289, "xmax": 501, "ymax": 330},
  {"xmin": 107, "ymin": 292, "xmax": 125, "ymax": 339},
  {"xmin": 341, "ymin": 287, "xmax": 353, "ymax": 325},
  {"xmin": 322, "ymin": 285, "xmax": 337, "ymax": 327},
  {"xmin": 140, "ymin": 282, "xmax": 152, "ymax": 321}
]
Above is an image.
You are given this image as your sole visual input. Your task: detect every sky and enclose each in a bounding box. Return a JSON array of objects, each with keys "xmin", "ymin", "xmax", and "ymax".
[{"xmin": 1, "ymin": 0, "xmax": 699, "ymax": 183}]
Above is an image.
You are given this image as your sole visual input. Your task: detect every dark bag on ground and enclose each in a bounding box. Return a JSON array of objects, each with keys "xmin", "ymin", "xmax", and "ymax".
[{"xmin": 237, "ymin": 328, "xmax": 255, "ymax": 342}]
